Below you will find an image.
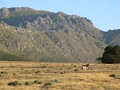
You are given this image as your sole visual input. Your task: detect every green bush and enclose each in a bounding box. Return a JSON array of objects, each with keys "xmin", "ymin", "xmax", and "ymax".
[
  {"xmin": 33, "ymin": 80, "xmax": 42, "ymax": 84},
  {"xmin": 110, "ymin": 73, "xmax": 120, "ymax": 79},
  {"xmin": 43, "ymin": 79, "xmax": 60, "ymax": 87},
  {"xmin": 0, "ymin": 71, "xmax": 8, "ymax": 74},
  {"xmin": 24, "ymin": 81, "xmax": 33, "ymax": 85},
  {"xmin": 8, "ymin": 81, "xmax": 21, "ymax": 86},
  {"xmin": 35, "ymin": 71, "xmax": 40, "ymax": 74},
  {"xmin": 44, "ymin": 82, "xmax": 52, "ymax": 86}
]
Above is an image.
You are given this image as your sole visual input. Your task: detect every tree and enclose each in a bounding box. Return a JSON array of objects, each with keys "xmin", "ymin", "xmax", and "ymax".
[{"xmin": 99, "ymin": 45, "xmax": 120, "ymax": 63}]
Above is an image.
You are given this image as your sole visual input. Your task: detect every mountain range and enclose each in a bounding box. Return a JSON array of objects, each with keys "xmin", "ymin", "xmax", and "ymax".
[{"xmin": 0, "ymin": 7, "xmax": 120, "ymax": 63}]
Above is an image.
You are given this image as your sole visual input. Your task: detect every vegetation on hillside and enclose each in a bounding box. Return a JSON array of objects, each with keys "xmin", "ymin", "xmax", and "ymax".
[{"xmin": 0, "ymin": 50, "xmax": 32, "ymax": 61}]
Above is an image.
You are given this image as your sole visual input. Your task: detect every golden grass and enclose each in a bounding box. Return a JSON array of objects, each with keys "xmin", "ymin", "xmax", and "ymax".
[{"xmin": 0, "ymin": 61, "xmax": 120, "ymax": 90}]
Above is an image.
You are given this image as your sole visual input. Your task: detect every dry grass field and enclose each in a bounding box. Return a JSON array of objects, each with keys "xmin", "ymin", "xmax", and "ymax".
[{"xmin": 0, "ymin": 61, "xmax": 120, "ymax": 90}]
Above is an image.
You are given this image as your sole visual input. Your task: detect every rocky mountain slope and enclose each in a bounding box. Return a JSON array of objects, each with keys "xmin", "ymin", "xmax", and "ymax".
[
  {"xmin": 103, "ymin": 29, "xmax": 120, "ymax": 46},
  {"xmin": 0, "ymin": 7, "xmax": 119, "ymax": 62}
]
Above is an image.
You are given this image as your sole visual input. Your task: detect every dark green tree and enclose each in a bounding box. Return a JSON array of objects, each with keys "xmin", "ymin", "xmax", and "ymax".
[{"xmin": 100, "ymin": 45, "xmax": 120, "ymax": 63}]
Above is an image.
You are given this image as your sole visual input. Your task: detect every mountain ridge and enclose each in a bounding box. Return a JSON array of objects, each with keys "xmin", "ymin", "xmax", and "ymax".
[{"xmin": 0, "ymin": 7, "xmax": 120, "ymax": 63}]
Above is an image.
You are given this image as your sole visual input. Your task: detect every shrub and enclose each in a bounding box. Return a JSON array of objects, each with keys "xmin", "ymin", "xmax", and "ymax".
[
  {"xmin": 44, "ymin": 82, "xmax": 52, "ymax": 86},
  {"xmin": 33, "ymin": 80, "xmax": 42, "ymax": 84},
  {"xmin": 43, "ymin": 79, "xmax": 60, "ymax": 87},
  {"xmin": 60, "ymin": 71, "xmax": 66, "ymax": 74},
  {"xmin": 35, "ymin": 71, "xmax": 40, "ymax": 74},
  {"xmin": 0, "ymin": 71, "xmax": 8, "ymax": 74},
  {"xmin": 40, "ymin": 66, "xmax": 47, "ymax": 68},
  {"xmin": 110, "ymin": 73, "xmax": 120, "ymax": 79},
  {"xmin": 74, "ymin": 69, "xmax": 79, "ymax": 72},
  {"xmin": 13, "ymin": 73, "xmax": 16, "ymax": 75},
  {"xmin": 50, "ymin": 79, "xmax": 60, "ymax": 83},
  {"xmin": 24, "ymin": 81, "xmax": 33, "ymax": 85},
  {"xmin": 8, "ymin": 81, "xmax": 21, "ymax": 86},
  {"xmin": 60, "ymin": 72, "xmax": 64, "ymax": 74},
  {"xmin": 109, "ymin": 74, "xmax": 115, "ymax": 77}
]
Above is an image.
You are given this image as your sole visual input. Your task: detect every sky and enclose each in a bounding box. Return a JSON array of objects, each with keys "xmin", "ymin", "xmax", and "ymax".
[{"xmin": 0, "ymin": 0, "xmax": 120, "ymax": 31}]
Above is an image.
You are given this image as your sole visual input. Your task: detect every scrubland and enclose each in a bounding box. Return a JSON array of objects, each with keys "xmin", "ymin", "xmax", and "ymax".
[{"xmin": 0, "ymin": 61, "xmax": 120, "ymax": 90}]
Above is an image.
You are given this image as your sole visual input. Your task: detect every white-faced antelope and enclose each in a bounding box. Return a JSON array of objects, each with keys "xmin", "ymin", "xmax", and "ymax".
[{"xmin": 82, "ymin": 63, "xmax": 89, "ymax": 70}]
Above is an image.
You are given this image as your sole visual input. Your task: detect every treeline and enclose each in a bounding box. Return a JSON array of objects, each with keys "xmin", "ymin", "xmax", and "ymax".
[{"xmin": 98, "ymin": 45, "xmax": 120, "ymax": 63}]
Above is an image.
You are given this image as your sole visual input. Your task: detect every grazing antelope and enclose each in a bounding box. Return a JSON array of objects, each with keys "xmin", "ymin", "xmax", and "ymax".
[{"xmin": 82, "ymin": 63, "xmax": 89, "ymax": 70}]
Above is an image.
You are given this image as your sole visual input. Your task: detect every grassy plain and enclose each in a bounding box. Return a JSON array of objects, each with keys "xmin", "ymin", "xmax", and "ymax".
[{"xmin": 0, "ymin": 61, "xmax": 120, "ymax": 90}]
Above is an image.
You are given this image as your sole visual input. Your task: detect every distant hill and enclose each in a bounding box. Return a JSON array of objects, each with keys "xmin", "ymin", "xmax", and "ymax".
[
  {"xmin": 103, "ymin": 29, "xmax": 120, "ymax": 46},
  {"xmin": 0, "ymin": 7, "xmax": 120, "ymax": 63}
]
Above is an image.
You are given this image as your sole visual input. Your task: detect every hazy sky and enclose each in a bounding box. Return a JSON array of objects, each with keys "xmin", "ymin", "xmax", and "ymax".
[{"xmin": 0, "ymin": 0, "xmax": 120, "ymax": 31}]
